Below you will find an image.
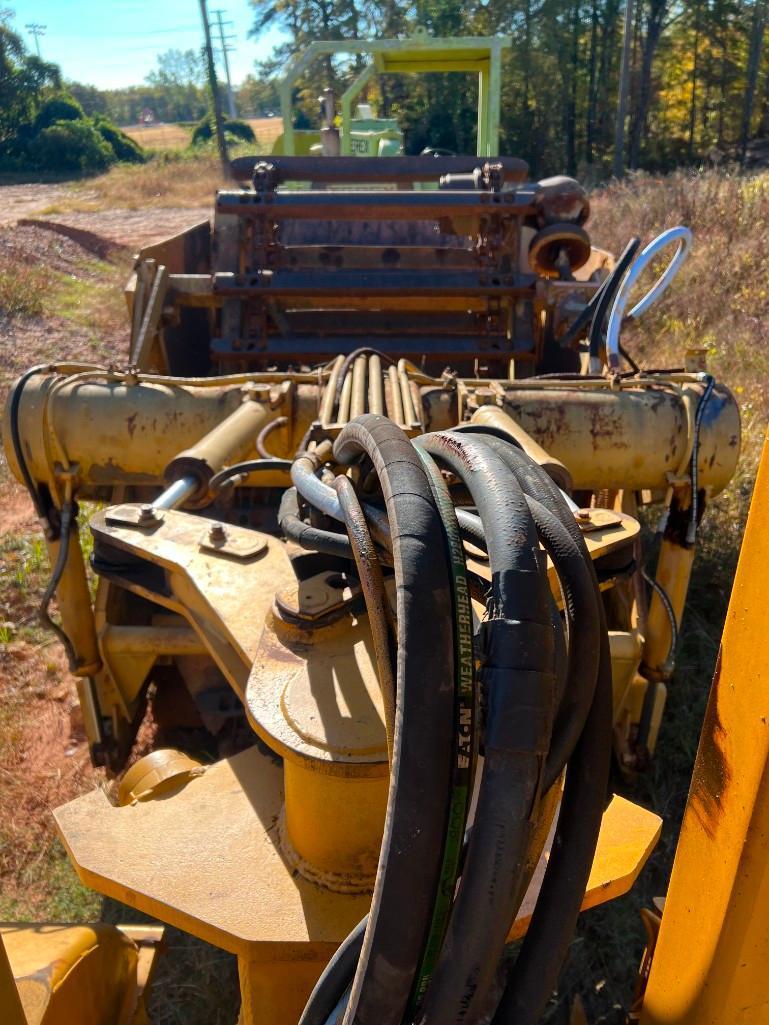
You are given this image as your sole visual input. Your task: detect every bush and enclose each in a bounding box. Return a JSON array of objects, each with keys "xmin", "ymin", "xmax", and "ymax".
[
  {"xmin": 34, "ymin": 94, "xmax": 85, "ymax": 132},
  {"xmin": 30, "ymin": 119, "xmax": 114, "ymax": 172},
  {"xmin": 191, "ymin": 114, "xmax": 255, "ymax": 147},
  {"xmin": 93, "ymin": 115, "xmax": 145, "ymax": 164}
]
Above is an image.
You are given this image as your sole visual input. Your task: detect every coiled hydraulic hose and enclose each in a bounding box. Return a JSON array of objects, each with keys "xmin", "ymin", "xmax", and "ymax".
[
  {"xmin": 412, "ymin": 432, "xmax": 556, "ymax": 1025},
  {"xmin": 289, "ymin": 416, "xmax": 611, "ymax": 1025},
  {"xmin": 333, "ymin": 415, "xmax": 457, "ymax": 1025}
]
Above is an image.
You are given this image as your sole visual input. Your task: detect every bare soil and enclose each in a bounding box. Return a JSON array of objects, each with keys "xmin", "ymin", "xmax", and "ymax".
[{"xmin": 0, "ymin": 181, "xmax": 208, "ymax": 250}]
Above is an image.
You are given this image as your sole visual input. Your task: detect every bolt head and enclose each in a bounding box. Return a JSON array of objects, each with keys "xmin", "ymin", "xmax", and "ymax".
[{"xmin": 208, "ymin": 522, "xmax": 227, "ymax": 543}]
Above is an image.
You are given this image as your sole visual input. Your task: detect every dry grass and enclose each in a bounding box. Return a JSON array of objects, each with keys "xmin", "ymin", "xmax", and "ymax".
[
  {"xmin": 0, "ymin": 258, "xmax": 51, "ymax": 318},
  {"xmin": 555, "ymin": 168, "xmax": 769, "ymax": 1024},
  {"xmin": 36, "ymin": 151, "xmax": 227, "ymax": 213},
  {"xmin": 122, "ymin": 118, "xmax": 283, "ymax": 153}
]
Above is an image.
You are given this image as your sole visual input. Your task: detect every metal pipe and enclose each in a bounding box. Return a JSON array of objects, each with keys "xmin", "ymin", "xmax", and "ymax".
[
  {"xmin": 320, "ymin": 355, "xmax": 345, "ymax": 427},
  {"xmin": 387, "ymin": 365, "xmax": 404, "ymax": 426},
  {"xmin": 350, "ymin": 355, "xmax": 367, "ymax": 420},
  {"xmin": 338, "ymin": 368, "xmax": 353, "ymax": 425},
  {"xmin": 397, "ymin": 359, "xmax": 417, "ymax": 426},
  {"xmin": 368, "ymin": 355, "xmax": 384, "ymax": 415}
]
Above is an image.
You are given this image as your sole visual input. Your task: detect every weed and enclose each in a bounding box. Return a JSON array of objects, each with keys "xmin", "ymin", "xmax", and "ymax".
[{"xmin": 0, "ymin": 259, "xmax": 51, "ymax": 318}]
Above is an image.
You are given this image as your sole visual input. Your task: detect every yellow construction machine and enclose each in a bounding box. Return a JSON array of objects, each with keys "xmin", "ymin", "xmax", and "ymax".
[{"xmin": 0, "ymin": 45, "xmax": 758, "ymax": 1023}]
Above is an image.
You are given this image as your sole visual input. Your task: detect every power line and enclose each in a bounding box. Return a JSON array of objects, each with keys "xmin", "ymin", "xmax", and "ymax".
[
  {"xmin": 25, "ymin": 22, "xmax": 46, "ymax": 59},
  {"xmin": 212, "ymin": 8, "xmax": 237, "ymax": 118}
]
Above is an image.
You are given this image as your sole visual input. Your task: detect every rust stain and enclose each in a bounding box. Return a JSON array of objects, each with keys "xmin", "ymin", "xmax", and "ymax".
[
  {"xmin": 126, "ymin": 412, "xmax": 137, "ymax": 439},
  {"xmin": 689, "ymin": 648, "xmax": 731, "ymax": 842}
]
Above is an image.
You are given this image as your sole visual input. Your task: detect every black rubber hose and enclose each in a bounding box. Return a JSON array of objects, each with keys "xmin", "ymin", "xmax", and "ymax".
[
  {"xmin": 278, "ymin": 488, "xmax": 355, "ymax": 560},
  {"xmin": 8, "ymin": 364, "xmax": 56, "ymax": 526},
  {"xmin": 335, "ymin": 475, "xmax": 397, "ymax": 762},
  {"xmin": 522, "ymin": 495, "xmax": 601, "ymax": 790},
  {"xmin": 451, "ymin": 434, "xmax": 595, "ymax": 763},
  {"xmin": 493, "ymin": 616, "xmax": 612, "ymax": 1025},
  {"xmin": 209, "ymin": 458, "xmax": 293, "ymax": 492},
  {"xmin": 588, "ymin": 237, "xmax": 641, "ymax": 362},
  {"xmin": 414, "ymin": 432, "xmax": 555, "ymax": 1025},
  {"xmin": 452, "ymin": 431, "xmax": 600, "ymax": 788},
  {"xmin": 332, "ymin": 414, "xmax": 456, "ymax": 1025},
  {"xmin": 299, "ymin": 917, "xmax": 368, "ymax": 1025},
  {"xmin": 446, "ymin": 429, "xmax": 611, "ymax": 1024}
]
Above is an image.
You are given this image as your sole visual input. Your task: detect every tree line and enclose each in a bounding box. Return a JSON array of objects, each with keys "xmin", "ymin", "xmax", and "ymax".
[
  {"xmin": 4, "ymin": 3, "xmax": 769, "ymax": 178},
  {"xmin": 249, "ymin": 0, "xmax": 769, "ymax": 176}
]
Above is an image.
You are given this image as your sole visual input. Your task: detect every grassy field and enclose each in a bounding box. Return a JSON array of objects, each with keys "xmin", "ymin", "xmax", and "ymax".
[
  {"xmin": 0, "ymin": 165, "xmax": 767, "ymax": 1023},
  {"xmin": 123, "ymin": 117, "xmax": 284, "ymax": 152}
]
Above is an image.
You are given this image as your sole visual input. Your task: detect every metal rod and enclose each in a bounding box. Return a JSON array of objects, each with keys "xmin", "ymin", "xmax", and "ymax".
[{"xmin": 152, "ymin": 476, "xmax": 198, "ymax": 510}]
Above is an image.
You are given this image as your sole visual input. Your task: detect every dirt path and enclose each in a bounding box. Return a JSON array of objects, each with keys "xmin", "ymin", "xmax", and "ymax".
[{"xmin": 0, "ymin": 181, "xmax": 208, "ymax": 249}]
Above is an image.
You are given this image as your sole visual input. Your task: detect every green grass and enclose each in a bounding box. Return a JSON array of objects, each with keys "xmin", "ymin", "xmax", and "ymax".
[{"xmin": 0, "ymin": 839, "xmax": 101, "ymax": 922}]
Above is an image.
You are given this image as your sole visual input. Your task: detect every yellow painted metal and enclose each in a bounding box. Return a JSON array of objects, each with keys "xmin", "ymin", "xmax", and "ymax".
[
  {"xmin": 117, "ymin": 749, "xmax": 204, "ymax": 807},
  {"xmin": 640, "ymin": 431, "xmax": 769, "ymax": 1025},
  {"xmin": 54, "ymin": 745, "xmax": 660, "ymax": 1025},
  {"xmin": 0, "ymin": 923, "xmax": 163, "ymax": 1025},
  {"xmin": 5, "ymin": 372, "xmax": 739, "ymax": 498},
  {"xmin": 87, "ymin": 509, "xmax": 296, "ymax": 696},
  {"xmin": 237, "ymin": 959, "xmax": 329, "ymax": 1025},
  {"xmin": 164, "ymin": 394, "xmax": 270, "ymax": 499},
  {"xmin": 0, "ymin": 934, "xmax": 26, "ymax": 1025},
  {"xmin": 55, "ymin": 747, "xmax": 371, "ymax": 959},
  {"xmin": 281, "ymin": 761, "xmax": 387, "ymax": 893},
  {"xmin": 509, "ymin": 795, "xmax": 661, "ymax": 941}
]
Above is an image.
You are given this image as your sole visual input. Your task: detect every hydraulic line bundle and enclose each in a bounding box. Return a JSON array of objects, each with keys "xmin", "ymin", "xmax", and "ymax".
[{"xmin": 288, "ymin": 414, "xmax": 612, "ymax": 1025}]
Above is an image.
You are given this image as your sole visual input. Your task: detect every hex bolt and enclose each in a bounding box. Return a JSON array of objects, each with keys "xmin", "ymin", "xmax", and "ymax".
[
  {"xmin": 208, "ymin": 522, "xmax": 227, "ymax": 544},
  {"xmin": 575, "ymin": 509, "xmax": 592, "ymax": 522},
  {"xmin": 138, "ymin": 504, "xmax": 157, "ymax": 525}
]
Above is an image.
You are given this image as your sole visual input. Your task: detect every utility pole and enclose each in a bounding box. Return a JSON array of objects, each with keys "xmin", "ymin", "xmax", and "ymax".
[
  {"xmin": 613, "ymin": 0, "xmax": 634, "ymax": 178},
  {"xmin": 25, "ymin": 22, "xmax": 46, "ymax": 58},
  {"xmin": 212, "ymin": 8, "xmax": 237, "ymax": 119},
  {"xmin": 198, "ymin": 0, "xmax": 229, "ymax": 176}
]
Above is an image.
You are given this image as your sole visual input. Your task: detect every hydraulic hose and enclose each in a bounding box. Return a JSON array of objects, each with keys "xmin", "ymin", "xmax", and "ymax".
[
  {"xmin": 493, "ymin": 618, "xmax": 612, "ymax": 1025},
  {"xmin": 452, "ymin": 432, "xmax": 610, "ymax": 1025},
  {"xmin": 453, "ymin": 431, "xmax": 600, "ymax": 785},
  {"xmin": 278, "ymin": 488, "xmax": 356, "ymax": 561},
  {"xmin": 294, "ymin": 416, "xmax": 610, "ymax": 1025},
  {"xmin": 409, "ymin": 448, "xmax": 477, "ymax": 1011},
  {"xmin": 414, "ymin": 431, "xmax": 556, "ymax": 1025},
  {"xmin": 332, "ymin": 415, "xmax": 456, "ymax": 1025},
  {"xmin": 299, "ymin": 917, "xmax": 368, "ymax": 1025},
  {"xmin": 335, "ymin": 475, "xmax": 396, "ymax": 762}
]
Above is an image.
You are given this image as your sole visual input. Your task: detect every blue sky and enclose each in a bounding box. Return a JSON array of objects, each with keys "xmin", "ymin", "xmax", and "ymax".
[{"xmin": 9, "ymin": 1, "xmax": 286, "ymax": 89}]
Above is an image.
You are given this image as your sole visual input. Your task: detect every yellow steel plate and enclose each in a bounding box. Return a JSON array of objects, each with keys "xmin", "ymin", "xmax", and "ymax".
[{"xmin": 55, "ymin": 746, "xmax": 661, "ymax": 961}]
